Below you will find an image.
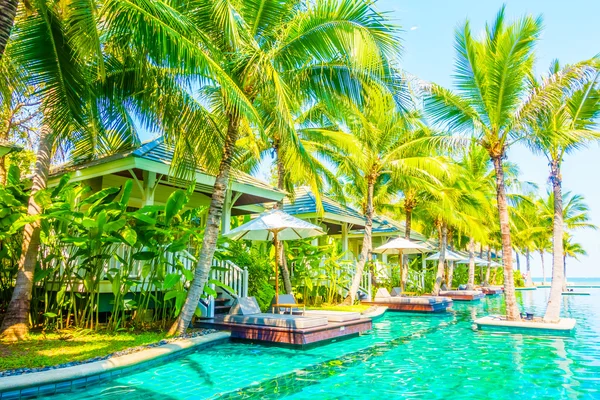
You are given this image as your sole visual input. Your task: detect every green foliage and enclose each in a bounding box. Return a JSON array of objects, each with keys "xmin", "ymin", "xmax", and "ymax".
[
  {"xmin": 0, "ymin": 166, "xmax": 28, "ymax": 308},
  {"xmin": 217, "ymin": 240, "xmax": 274, "ymax": 312},
  {"xmin": 286, "ymin": 238, "xmax": 353, "ymax": 306},
  {"xmin": 513, "ymin": 270, "xmax": 525, "ymax": 288},
  {"xmin": 0, "ymin": 330, "xmax": 166, "ymax": 372},
  {"xmin": 1, "ymin": 172, "xmax": 206, "ymax": 331}
]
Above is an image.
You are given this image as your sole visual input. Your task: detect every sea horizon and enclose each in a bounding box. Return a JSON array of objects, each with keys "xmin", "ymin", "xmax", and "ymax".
[{"xmin": 532, "ymin": 277, "xmax": 600, "ymax": 282}]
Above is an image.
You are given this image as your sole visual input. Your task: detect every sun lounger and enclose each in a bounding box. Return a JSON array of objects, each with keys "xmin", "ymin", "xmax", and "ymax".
[
  {"xmin": 223, "ymin": 313, "xmax": 328, "ymax": 329},
  {"xmin": 198, "ymin": 297, "xmax": 372, "ymax": 347},
  {"xmin": 302, "ymin": 310, "xmax": 361, "ymax": 322},
  {"xmin": 272, "ymin": 294, "xmax": 361, "ymax": 322},
  {"xmin": 362, "ymin": 288, "xmax": 452, "ymax": 313},
  {"xmin": 439, "ymin": 289, "xmax": 485, "ymax": 301}
]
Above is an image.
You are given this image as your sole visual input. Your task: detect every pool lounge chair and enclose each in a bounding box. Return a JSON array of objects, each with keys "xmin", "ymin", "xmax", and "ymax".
[
  {"xmin": 202, "ymin": 297, "xmax": 372, "ymax": 346},
  {"xmin": 362, "ymin": 288, "xmax": 452, "ymax": 313},
  {"xmin": 271, "ymin": 294, "xmax": 362, "ymax": 322},
  {"xmin": 480, "ymin": 286, "xmax": 504, "ymax": 295},
  {"xmin": 439, "ymin": 289, "xmax": 485, "ymax": 301},
  {"xmin": 223, "ymin": 297, "xmax": 328, "ymax": 329}
]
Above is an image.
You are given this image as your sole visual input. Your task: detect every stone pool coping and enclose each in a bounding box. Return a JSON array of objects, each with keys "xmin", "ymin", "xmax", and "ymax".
[
  {"xmin": 474, "ymin": 315, "xmax": 576, "ymax": 334},
  {"xmin": 0, "ymin": 331, "xmax": 231, "ymax": 397}
]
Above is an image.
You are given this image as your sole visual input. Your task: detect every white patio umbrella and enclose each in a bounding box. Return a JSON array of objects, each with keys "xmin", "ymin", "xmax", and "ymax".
[
  {"xmin": 425, "ymin": 250, "xmax": 467, "ymax": 262},
  {"xmin": 372, "ymin": 237, "xmax": 430, "ymax": 255},
  {"xmin": 224, "ymin": 209, "xmax": 325, "ymax": 301},
  {"xmin": 373, "ymin": 237, "xmax": 431, "ymax": 291},
  {"xmin": 457, "ymin": 256, "xmax": 490, "ymax": 266}
]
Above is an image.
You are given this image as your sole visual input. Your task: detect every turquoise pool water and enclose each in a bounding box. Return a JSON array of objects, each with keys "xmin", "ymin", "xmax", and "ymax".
[{"xmin": 44, "ymin": 288, "xmax": 600, "ymax": 399}]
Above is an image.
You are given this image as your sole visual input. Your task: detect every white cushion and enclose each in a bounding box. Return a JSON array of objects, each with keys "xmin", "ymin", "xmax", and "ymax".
[{"xmin": 223, "ymin": 313, "xmax": 328, "ymax": 329}]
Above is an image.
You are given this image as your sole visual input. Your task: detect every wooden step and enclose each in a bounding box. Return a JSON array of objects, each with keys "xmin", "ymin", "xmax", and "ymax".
[{"xmin": 215, "ymin": 305, "xmax": 232, "ymax": 314}]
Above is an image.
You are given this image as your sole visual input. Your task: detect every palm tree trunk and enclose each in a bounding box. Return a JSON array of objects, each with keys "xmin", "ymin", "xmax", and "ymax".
[
  {"xmin": 563, "ymin": 255, "xmax": 567, "ymax": 291},
  {"xmin": 170, "ymin": 114, "xmax": 240, "ymax": 335},
  {"xmin": 544, "ymin": 160, "xmax": 565, "ymax": 322},
  {"xmin": 433, "ymin": 222, "xmax": 446, "ymax": 295},
  {"xmin": 539, "ymin": 250, "xmax": 546, "ymax": 285},
  {"xmin": 401, "ymin": 207, "xmax": 413, "ymax": 290},
  {"xmin": 467, "ymin": 238, "xmax": 475, "ymax": 290},
  {"xmin": 525, "ymin": 248, "xmax": 533, "ymax": 287},
  {"xmin": 485, "ymin": 247, "xmax": 491, "ymax": 286},
  {"xmin": 274, "ymin": 142, "xmax": 292, "ymax": 294},
  {"xmin": 1, "ymin": 127, "xmax": 52, "ymax": 340},
  {"xmin": 0, "ymin": 0, "xmax": 18, "ymax": 61},
  {"xmin": 515, "ymin": 252, "xmax": 521, "ymax": 272},
  {"xmin": 491, "ymin": 155, "xmax": 519, "ymax": 321},
  {"xmin": 345, "ymin": 177, "xmax": 375, "ymax": 304}
]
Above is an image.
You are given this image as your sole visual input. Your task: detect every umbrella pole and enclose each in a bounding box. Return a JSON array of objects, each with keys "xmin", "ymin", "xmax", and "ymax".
[
  {"xmin": 399, "ymin": 249, "xmax": 404, "ymax": 292},
  {"xmin": 274, "ymin": 230, "xmax": 279, "ymax": 310}
]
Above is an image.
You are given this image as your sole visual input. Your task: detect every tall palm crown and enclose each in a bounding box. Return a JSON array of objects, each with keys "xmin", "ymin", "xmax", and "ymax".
[
  {"xmin": 307, "ymin": 89, "xmax": 451, "ymax": 302},
  {"xmin": 524, "ymin": 60, "xmax": 599, "ymax": 321},
  {"xmin": 172, "ymin": 0, "xmax": 404, "ymax": 332},
  {"xmin": 424, "ymin": 6, "xmax": 546, "ymax": 320}
]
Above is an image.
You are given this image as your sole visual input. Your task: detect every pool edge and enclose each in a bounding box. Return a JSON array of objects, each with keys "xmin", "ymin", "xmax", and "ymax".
[{"xmin": 0, "ymin": 331, "xmax": 231, "ymax": 397}]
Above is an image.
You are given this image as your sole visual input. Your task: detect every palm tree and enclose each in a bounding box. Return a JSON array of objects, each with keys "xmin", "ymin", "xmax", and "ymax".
[
  {"xmin": 457, "ymin": 142, "xmax": 496, "ymax": 289},
  {"xmin": 171, "ymin": 0, "xmax": 402, "ymax": 333},
  {"xmin": 1, "ymin": 0, "xmax": 239, "ymax": 339},
  {"xmin": 525, "ymin": 61, "xmax": 600, "ymax": 322},
  {"xmin": 0, "ymin": 0, "xmax": 18, "ymax": 60},
  {"xmin": 425, "ymin": 7, "xmax": 570, "ymax": 320},
  {"xmin": 306, "ymin": 89, "xmax": 451, "ymax": 303},
  {"xmin": 562, "ymin": 233, "xmax": 587, "ymax": 282},
  {"xmin": 539, "ymin": 191, "xmax": 597, "ymax": 292}
]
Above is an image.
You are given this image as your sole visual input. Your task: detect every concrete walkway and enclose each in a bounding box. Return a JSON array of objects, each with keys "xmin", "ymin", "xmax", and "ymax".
[{"xmin": 0, "ymin": 331, "xmax": 231, "ymax": 397}]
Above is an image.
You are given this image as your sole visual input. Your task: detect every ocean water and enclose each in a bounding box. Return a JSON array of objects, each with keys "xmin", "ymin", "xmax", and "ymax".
[{"xmin": 39, "ymin": 288, "xmax": 600, "ymax": 399}]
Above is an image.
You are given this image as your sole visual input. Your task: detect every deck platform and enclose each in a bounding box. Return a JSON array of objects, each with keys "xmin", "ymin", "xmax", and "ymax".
[
  {"xmin": 196, "ymin": 316, "xmax": 372, "ymax": 347},
  {"xmin": 481, "ymin": 287, "xmax": 504, "ymax": 295},
  {"xmin": 361, "ymin": 299, "xmax": 452, "ymax": 313},
  {"xmin": 439, "ymin": 291, "xmax": 485, "ymax": 301},
  {"xmin": 474, "ymin": 315, "xmax": 576, "ymax": 335}
]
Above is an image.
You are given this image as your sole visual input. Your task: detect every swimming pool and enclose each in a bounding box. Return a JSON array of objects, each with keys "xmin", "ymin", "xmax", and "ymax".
[{"xmin": 43, "ymin": 288, "xmax": 600, "ymax": 399}]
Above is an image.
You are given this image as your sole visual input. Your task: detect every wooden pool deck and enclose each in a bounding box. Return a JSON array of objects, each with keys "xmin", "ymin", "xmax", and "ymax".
[
  {"xmin": 195, "ymin": 316, "xmax": 372, "ymax": 347},
  {"xmin": 481, "ymin": 287, "xmax": 504, "ymax": 295},
  {"xmin": 360, "ymin": 299, "xmax": 452, "ymax": 313},
  {"xmin": 440, "ymin": 292, "xmax": 485, "ymax": 301}
]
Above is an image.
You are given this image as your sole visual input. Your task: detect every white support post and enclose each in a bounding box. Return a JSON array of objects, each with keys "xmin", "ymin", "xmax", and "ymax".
[
  {"xmin": 142, "ymin": 171, "xmax": 156, "ymax": 206},
  {"xmin": 221, "ymin": 187, "xmax": 233, "ymax": 234},
  {"xmin": 422, "ymin": 254, "xmax": 427, "ymax": 290},
  {"xmin": 341, "ymin": 222, "xmax": 349, "ymax": 259},
  {"xmin": 242, "ymin": 267, "xmax": 249, "ymax": 298}
]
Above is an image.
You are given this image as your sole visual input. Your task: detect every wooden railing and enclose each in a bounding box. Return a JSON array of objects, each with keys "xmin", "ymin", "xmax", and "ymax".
[{"xmin": 210, "ymin": 259, "xmax": 248, "ymax": 298}]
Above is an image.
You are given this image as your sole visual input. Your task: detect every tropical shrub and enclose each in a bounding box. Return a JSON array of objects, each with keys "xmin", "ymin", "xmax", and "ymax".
[
  {"xmin": 217, "ymin": 239, "xmax": 274, "ymax": 312},
  {"xmin": 0, "ymin": 166, "xmax": 27, "ymax": 312},
  {"xmin": 1, "ymin": 173, "xmax": 207, "ymax": 331}
]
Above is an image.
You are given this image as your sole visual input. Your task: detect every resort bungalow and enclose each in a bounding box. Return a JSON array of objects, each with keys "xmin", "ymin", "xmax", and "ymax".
[{"xmin": 47, "ymin": 137, "xmax": 285, "ymax": 311}]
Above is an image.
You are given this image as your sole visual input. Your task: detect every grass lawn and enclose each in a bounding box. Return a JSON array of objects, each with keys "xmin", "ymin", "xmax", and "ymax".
[
  {"xmin": 306, "ymin": 304, "xmax": 372, "ymax": 313},
  {"xmin": 0, "ymin": 330, "xmax": 166, "ymax": 372}
]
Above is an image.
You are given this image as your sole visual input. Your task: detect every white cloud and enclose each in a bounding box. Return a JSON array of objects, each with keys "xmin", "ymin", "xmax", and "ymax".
[{"xmin": 410, "ymin": 26, "xmax": 419, "ymax": 31}]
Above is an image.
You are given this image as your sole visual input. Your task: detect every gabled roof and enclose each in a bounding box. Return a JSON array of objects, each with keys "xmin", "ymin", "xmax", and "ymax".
[
  {"xmin": 49, "ymin": 137, "xmax": 284, "ymax": 203},
  {"xmin": 351, "ymin": 214, "xmax": 430, "ymax": 244},
  {"xmin": 283, "ymin": 186, "xmax": 366, "ymax": 231}
]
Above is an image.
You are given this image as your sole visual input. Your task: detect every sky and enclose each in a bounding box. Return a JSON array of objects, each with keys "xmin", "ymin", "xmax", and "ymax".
[{"xmin": 373, "ymin": 0, "xmax": 600, "ymax": 277}]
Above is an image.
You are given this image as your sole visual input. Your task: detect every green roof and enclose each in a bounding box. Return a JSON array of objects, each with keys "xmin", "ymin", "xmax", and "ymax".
[{"xmin": 50, "ymin": 137, "xmax": 284, "ymax": 202}]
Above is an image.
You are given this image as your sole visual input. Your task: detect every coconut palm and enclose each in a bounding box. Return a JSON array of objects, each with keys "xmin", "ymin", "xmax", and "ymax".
[
  {"xmin": 539, "ymin": 191, "xmax": 597, "ymax": 293},
  {"xmin": 423, "ymin": 7, "xmax": 591, "ymax": 320},
  {"xmin": 1, "ymin": 0, "xmax": 245, "ymax": 339},
  {"xmin": 171, "ymin": 0, "xmax": 402, "ymax": 334},
  {"xmin": 304, "ymin": 88, "xmax": 451, "ymax": 303},
  {"xmin": 562, "ymin": 233, "xmax": 587, "ymax": 281},
  {"xmin": 456, "ymin": 142, "xmax": 497, "ymax": 289},
  {"xmin": 525, "ymin": 61, "xmax": 600, "ymax": 322},
  {"xmin": 0, "ymin": 0, "xmax": 18, "ymax": 60}
]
